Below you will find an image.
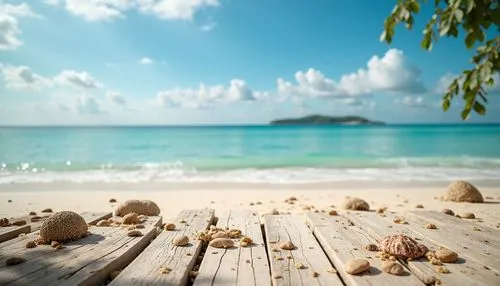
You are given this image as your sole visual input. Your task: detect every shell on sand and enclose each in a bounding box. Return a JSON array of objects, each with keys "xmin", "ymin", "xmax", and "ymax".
[
  {"xmin": 279, "ymin": 241, "xmax": 295, "ymax": 250},
  {"xmin": 173, "ymin": 235, "xmax": 189, "ymax": 246},
  {"xmin": 380, "ymin": 235, "xmax": 428, "ymax": 259},
  {"xmin": 342, "ymin": 198, "xmax": 369, "ymax": 211},
  {"xmin": 445, "ymin": 181, "xmax": 483, "ymax": 203}
]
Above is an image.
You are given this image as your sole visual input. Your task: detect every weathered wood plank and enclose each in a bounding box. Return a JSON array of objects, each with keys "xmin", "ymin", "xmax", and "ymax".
[
  {"xmin": 109, "ymin": 209, "xmax": 215, "ymax": 286},
  {"xmin": 345, "ymin": 211, "xmax": 500, "ymax": 286},
  {"xmin": 407, "ymin": 210, "xmax": 500, "ymax": 244},
  {"xmin": 0, "ymin": 225, "xmax": 30, "ymax": 244},
  {"xmin": 0, "ymin": 212, "xmax": 112, "ymax": 250},
  {"xmin": 263, "ymin": 214, "xmax": 343, "ymax": 286},
  {"xmin": 397, "ymin": 211, "xmax": 500, "ymax": 273},
  {"xmin": 0, "ymin": 216, "xmax": 162, "ymax": 285},
  {"xmin": 305, "ymin": 213, "xmax": 422, "ymax": 286},
  {"xmin": 193, "ymin": 210, "xmax": 271, "ymax": 286}
]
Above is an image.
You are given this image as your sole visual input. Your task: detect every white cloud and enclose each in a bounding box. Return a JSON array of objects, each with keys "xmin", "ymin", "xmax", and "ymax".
[
  {"xmin": 396, "ymin": 96, "xmax": 429, "ymax": 108},
  {"xmin": 278, "ymin": 49, "xmax": 425, "ymax": 98},
  {"xmin": 139, "ymin": 57, "xmax": 154, "ymax": 64},
  {"xmin": 45, "ymin": 0, "xmax": 220, "ymax": 21},
  {"xmin": 157, "ymin": 79, "xmax": 256, "ymax": 108},
  {"xmin": 107, "ymin": 91, "xmax": 126, "ymax": 105},
  {"xmin": 0, "ymin": 64, "xmax": 50, "ymax": 90},
  {"xmin": 76, "ymin": 94, "xmax": 103, "ymax": 114},
  {"xmin": 0, "ymin": 2, "xmax": 38, "ymax": 50},
  {"xmin": 342, "ymin": 98, "xmax": 376, "ymax": 109},
  {"xmin": 54, "ymin": 70, "xmax": 102, "ymax": 89},
  {"xmin": 138, "ymin": 0, "xmax": 220, "ymax": 20}
]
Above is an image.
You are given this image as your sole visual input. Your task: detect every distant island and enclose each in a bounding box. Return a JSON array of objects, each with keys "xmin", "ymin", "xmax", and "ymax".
[{"xmin": 270, "ymin": 115, "xmax": 385, "ymax": 125}]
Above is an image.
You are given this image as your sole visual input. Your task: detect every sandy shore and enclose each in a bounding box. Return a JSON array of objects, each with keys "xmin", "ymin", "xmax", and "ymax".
[{"xmin": 1, "ymin": 181, "xmax": 500, "ymax": 229}]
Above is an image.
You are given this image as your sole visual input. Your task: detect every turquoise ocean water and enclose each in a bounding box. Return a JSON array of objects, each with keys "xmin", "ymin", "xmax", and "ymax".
[{"xmin": 0, "ymin": 125, "xmax": 499, "ymax": 184}]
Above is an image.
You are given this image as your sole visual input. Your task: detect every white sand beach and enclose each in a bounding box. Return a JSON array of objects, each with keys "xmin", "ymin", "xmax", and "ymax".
[{"xmin": 2, "ymin": 181, "xmax": 499, "ymax": 229}]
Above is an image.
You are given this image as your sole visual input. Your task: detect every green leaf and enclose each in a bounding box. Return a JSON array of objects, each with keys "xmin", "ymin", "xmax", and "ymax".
[
  {"xmin": 421, "ymin": 35, "xmax": 432, "ymax": 50},
  {"xmin": 409, "ymin": 1, "xmax": 420, "ymax": 13},
  {"xmin": 486, "ymin": 78, "xmax": 494, "ymax": 86},
  {"xmin": 461, "ymin": 109, "xmax": 470, "ymax": 120},
  {"xmin": 473, "ymin": 101, "xmax": 486, "ymax": 115},
  {"xmin": 466, "ymin": 0, "xmax": 474, "ymax": 13},
  {"xmin": 465, "ymin": 32, "xmax": 475, "ymax": 49},
  {"xmin": 442, "ymin": 98, "xmax": 451, "ymax": 111}
]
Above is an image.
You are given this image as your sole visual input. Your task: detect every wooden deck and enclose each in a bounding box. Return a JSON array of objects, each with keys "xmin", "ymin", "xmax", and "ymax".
[{"xmin": 1, "ymin": 209, "xmax": 499, "ymax": 285}]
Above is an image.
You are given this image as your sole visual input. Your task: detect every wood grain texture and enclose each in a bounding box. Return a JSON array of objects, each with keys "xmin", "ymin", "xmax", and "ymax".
[
  {"xmin": 194, "ymin": 210, "xmax": 271, "ymax": 286},
  {"xmin": 305, "ymin": 213, "xmax": 422, "ymax": 286},
  {"xmin": 0, "ymin": 215, "xmax": 161, "ymax": 286},
  {"xmin": 0, "ymin": 226, "xmax": 30, "ymax": 244},
  {"xmin": 345, "ymin": 211, "xmax": 500, "ymax": 286},
  {"xmin": 109, "ymin": 209, "xmax": 214, "ymax": 286},
  {"xmin": 263, "ymin": 214, "xmax": 343, "ymax": 286}
]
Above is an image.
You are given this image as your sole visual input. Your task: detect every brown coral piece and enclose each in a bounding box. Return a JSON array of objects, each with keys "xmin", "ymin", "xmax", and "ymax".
[
  {"xmin": 0, "ymin": 218, "xmax": 9, "ymax": 227},
  {"xmin": 164, "ymin": 223, "xmax": 176, "ymax": 231},
  {"xmin": 381, "ymin": 261, "xmax": 404, "ymax": 275},
  {"xmin": 364, "ymin": 244, "xmax": 379, "ymax": 252},
  {"xmin": 435, "ymin": 247, "xmax": 458, "ymax": 263},
  {"xmin": 415, "ymin": 204, "xmax": 424, "ymax": 209},
  {"xmin": 345, "ymin": 259, "xmax": 370, "ymax": 275},
  {"xmin": 445, "ymin": 181, "xmax": 483, "ymax": 203},
  {"xmin": 279, "ymin": 241, "xmax": 295, "ymax": 250},
  {"xmin": 212, "ymin": 231, "xmax": 229, "ymax": 239},
  {"xmin": 114, "ymin": 200, "xmax": 160, "ymax": 216},
  {"xmin": 5, "ymin": 257, "xmax": 25, "ymax": 266},
  {"xmin": 227, "ymin": 229, "xmax": 242, "ymax": 239},
  {"xmin": 127, "ymin": 230, "xmax": 143, "ymax": 237},
  {"xmin": 29, "ymin": 211, "xmax": 37, "ymax": 216},
  {"xmin": 240, "ymin": 236, "xmax": 253, "ymax": 247},
  {"xmin": 328, "ymin": 210, "xmax": 338, "ymax": 216},
  {"xmin": 122, "ymin": 212, "xmax": 139, "ymax": 225},
  {"xmin": 380, "ymin": 235, "xmax": 428, "ymax": 259},
  {"xmin": 25, "ymin": 241, "xmax": 37, "ymax": 249},
  {"xmin": 342, "ymin": 197, "xmax": 369, "ymax": 211},
  {"xmin": 173, "ymin": 235, "xmax": 190, "ymax": 246},
  {"xmin": 109, "ymin": 198, "xmax": 117, "ymax": 203},
  {"xmin": 39, "ymin": 211, "xmax": 88, "ymax": 243},
  {"xmin": 442, "ymin": 209, "xmax": 454, "ymax": 216},
  {"xmin": 425, "ymin": 223, "xmax": 438, "ymax": 229},
  {"xmin": 41, "ymin": 208, "xmax": 53, "ymax": 213},
  {"xmin": 209, "ymin": 238, "xmax": 234, "ymax": 248}
]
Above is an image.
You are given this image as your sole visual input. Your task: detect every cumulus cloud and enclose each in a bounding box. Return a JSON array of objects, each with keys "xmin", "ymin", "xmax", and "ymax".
[
  {"xmin": 278, "ymin": 49, "xmax": 425, "ymax": 99},
  {"xmin": 396, "ymin": 96, "xmax": 429, "ymax": 108},
  {"xmin": 201, "ymin": 21, "xmax": 215, "ymax": 31},
  {"xmin": 54, "ymin": 70, "xmax": 102, "ymax": 89},
  {"xmin": 76, "ymin": 94, "xmax": 103, "ymax": 114},
  {"xmin": 342, "ymin": 98, "xmax": 376, "ymax": 109},
  {"xmin": 107, "ymin": 91, "xmax": 126, "ymax": 105},
  {"xmin": 44, "ymin": 0, "xmax": 220, "ymax": 21},
  {"xmin": 0, "ymin": 2, "xmax": 38, "ymax": 50},
  {"xmin": 138, "ymin": 0, "xmax": 220, "ymax": 20},
  {"xmin": 157, "ymin": 79, "xmax": 256, "ymax": 108},
  {"xmin": 139, "ymin": 57, "xmax": 154, "ymax": 65},
  {"xmin": 0, "ymin": 64, "xmax": 50, "ymax": 90}
]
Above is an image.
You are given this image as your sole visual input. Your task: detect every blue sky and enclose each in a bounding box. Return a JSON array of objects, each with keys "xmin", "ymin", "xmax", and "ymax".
[{"xmin": 0, "ymin": 0, "xmax": 499, "ymax": 125}]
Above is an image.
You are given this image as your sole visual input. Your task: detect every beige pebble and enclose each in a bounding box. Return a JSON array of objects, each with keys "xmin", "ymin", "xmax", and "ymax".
[
  {"xmin": 459, "ymin": 212, "xmax": 475, "ymax": 219},
  {"xmin": 209, "ymin": 238, "xmax": 234, "ymax": 249},
  {"xmin": 328, "ymin": 210, "xmax": 338, "ymax": 216},
  {"xmin": 381, "ymin": 261, "xmax": 404, "ymax": 275},
  {"xmin": 364, "ymin": 244, "xmax": 379, "ymax": 251},
  {"xmin": 173, "ymin": 235, "xmax": 189, "ymax": 246},
  {"xmin": 442, "ymin": 209, "xmax": 454, "ymax": 216},
  {"xmin": 164, "ymin": 223, "xmax": 176, "ymax": 231},
  {"xmin": 425, "ymin": 223, "xmax": 438, "ymax": 229},
  {"xmin": 415, "ymin": 204, "xmax": 424, "ymax": 209},
  {"xmin": 96, "ymin": 220, "xmax": 110, "ymax": 227},
  {"xmin": 25, "ymin": 241, "xmax": 37, "ymax": 249},
  {"xmin": 5, "ymin": 257, "xmax": 25, "ymax": 266},
  {"xmin": 279, "ymin": 241, "xmax": 295, "ymax": 250},
  {"xmin": 345, "ymin": 259, "xmax": 370, "ymax": 275},
  {"xmin": 435, "ymin": 247, "xmax": 458, "ymax": 263}
]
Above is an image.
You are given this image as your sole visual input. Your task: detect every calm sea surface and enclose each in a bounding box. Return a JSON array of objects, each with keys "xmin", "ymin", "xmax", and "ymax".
[{"xmin": 1, "ymin": 125, "xmax": 499, "ymax": 183}]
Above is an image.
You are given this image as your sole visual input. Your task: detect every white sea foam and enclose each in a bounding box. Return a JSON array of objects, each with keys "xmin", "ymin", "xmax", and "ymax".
[{"xmin": 1, "ymin": 167, "xmax": 499, "ymax": 184}]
